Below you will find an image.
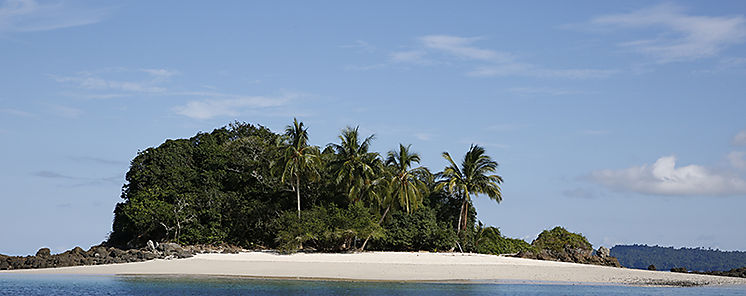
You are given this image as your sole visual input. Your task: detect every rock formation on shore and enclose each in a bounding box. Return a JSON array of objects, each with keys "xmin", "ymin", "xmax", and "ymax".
[
  {"xmin": 0, "ymin": 242, "xmax": 242, "ymax": 270},
  {"xmin": 513, "ymin": 227, "xmax": 621, "ymax": 267}
]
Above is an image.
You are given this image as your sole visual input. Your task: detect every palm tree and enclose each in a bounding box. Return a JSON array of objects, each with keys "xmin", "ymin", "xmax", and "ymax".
[
  {"xmin": 436, "ymin": 144, "xmax": 503, "ymax": 233},
  {"xmin": 359, "ymin": 144, "xmax": 429, "ymax": 251},
  {"xmin": 282, "ymin": 118, "xmax": 320, "ymax": 218},
  {"xmin": 328, "ymin": 126, "xmax": 382, "ymax": 203},
  {"xmin": 385, "ymin": 144, "xmax": 429, "ymax": 214}
]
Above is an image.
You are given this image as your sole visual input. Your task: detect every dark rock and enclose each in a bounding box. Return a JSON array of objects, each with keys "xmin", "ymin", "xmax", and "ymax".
[
  {"xmin": 597, "ymin": 246, "xmax": 610, "ymax": 258},
  {"xmin": 70, "ymin": 246, "xmax": 86, "ymax": 256},
  {"xmin": 36, "ymin": 248, "xmax": 51, "ymax": 257},
  {"xmin": 176, "ymin": 250, "xmax": 194, "ymax": 258},
  {"xmin": 671, "ymin": 267, "xmax": 688, "ymax": 273},
  {"xmin": 648, "ymin": 264, "xmax": 657, "ymax": 271},
  {"xmin": 157, "ymin": 243, "xmax": 182, "ymax": 253},
  {"xmin": 0, "ymin": 255, "xmax": 9, "ymax": 270},
  {"xmin": 109, "ymin": 248, "xmax": 126, "ymax": 259}
]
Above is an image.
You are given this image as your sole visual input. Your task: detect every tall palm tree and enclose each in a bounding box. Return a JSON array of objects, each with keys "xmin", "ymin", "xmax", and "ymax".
[
  {"xmin": 359, "ymin": 144, "xmax": 430, "ymax": 251},
  {"xmin": 435, "ymin": 144, "xmax": 503, "ymax": 233},
  {"xmin": 328, "ymin": 126, "xmax": 382, "ymax": 203},
  {"xmin": 385, "ymin": 144, "xmax": 429, "ymax": 214},
  {"xmin": 282, "ymin": 118, "xmax": 320, "ymax": 218}
]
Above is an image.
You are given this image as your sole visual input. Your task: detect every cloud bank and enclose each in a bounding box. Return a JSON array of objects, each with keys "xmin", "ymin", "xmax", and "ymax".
[{"xmin": 591, "ymin": 155, "xmax": 746, "ymax": 196}]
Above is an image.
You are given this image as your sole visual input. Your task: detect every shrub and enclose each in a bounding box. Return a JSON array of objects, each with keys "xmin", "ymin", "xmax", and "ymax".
[
  {"xmin": 275, "ymin": 202, "xmax": 383, "ymax": 252},
  {"xmin": 476, "ymin": 227, "xmax": 533, "ymax": 255},
  {"xmin": 532, "ymin": 226, "xmax": 592, "ymax": 252},
  {"xmin": 372, "ymin": 207, "xmax": 457, "ymax": 252}
]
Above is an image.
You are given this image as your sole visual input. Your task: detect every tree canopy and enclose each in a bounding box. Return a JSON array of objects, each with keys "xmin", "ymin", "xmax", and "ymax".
[{"xmin": 108, "ymin": 121, "xmax": 512, "ymax": 253}]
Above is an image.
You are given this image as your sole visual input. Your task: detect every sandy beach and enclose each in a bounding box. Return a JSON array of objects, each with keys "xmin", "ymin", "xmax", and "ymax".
[{"xmin": 3, "ymin": 251, "xmax": 746, "ymax": 286}]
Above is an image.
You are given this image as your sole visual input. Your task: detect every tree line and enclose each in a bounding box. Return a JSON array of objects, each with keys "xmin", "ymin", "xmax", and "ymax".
[
  {"xmin": 108, "ymin": 120, "xmax": 524, "ymax": 253},
  {"xmin": 611, "ymin": 244, "xmax": 746, "ymax": 271}
]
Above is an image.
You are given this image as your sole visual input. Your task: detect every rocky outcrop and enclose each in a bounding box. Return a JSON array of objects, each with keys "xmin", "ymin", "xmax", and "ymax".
[
  {"xmin": 513, "ymin": 227, "xmax": 620, "ymax": 267},
  {"xmin": 0, "ymin": 243, "xmax": 201, "ymax": 270},
  {"xmin": 516, "ymin": 246, "xmax": 621, "ymax": 267},
  {"xmin": 0, "ymin": 243, "xmax": 246, "ymax": 270},
  {"xmin": 597, "ymin": 246, "xmax": 610, "ymax": 258}
]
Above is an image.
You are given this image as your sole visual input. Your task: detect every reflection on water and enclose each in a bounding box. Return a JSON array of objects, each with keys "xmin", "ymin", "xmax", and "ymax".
[{"xmin": 1, "ymin": 274, "xmax": 746, "ymax": 296}]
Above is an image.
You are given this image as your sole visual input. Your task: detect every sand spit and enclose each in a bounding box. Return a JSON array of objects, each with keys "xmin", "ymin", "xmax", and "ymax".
[{"xmin": 3, "ymin": 251, "xmax": 746, "ymax": 287}]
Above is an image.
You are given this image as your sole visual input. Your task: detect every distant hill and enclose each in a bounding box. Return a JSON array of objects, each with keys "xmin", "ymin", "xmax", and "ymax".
[{"xmin": 611, "ymin": 244, "xmax": 746, "ymax": 271}]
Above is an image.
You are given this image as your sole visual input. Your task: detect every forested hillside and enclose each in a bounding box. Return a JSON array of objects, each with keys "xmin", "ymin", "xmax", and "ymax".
[{"xmin": 611, "ymin": 245, "xmax": 746, "ymax": 271}]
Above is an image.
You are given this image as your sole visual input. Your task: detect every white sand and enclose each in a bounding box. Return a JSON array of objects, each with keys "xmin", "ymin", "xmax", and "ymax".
[{"xmin": 3, "ymin": 251, "xmax": 746, "ymax": 286}]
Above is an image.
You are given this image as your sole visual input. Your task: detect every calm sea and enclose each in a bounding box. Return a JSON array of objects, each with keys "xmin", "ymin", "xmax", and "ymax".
[{"xmin": 1, "ymin": 275, "xmax": 746, "ymax": 296}]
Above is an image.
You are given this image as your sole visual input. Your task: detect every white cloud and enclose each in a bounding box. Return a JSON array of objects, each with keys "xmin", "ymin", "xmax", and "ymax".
[
  {"xmin": 51, "ymin": 68, "xmax": 306, "ymax": 120},
  {"xmin": 728, "ymin": 151, "xmax": 746, "ymax": 169},
  {"xmin": 590, "ymin": 3, "xmax": 746, "ymax": 62},
  {"xmin": 141, "ymin": 68, "xmax": 179, "ymax": 79},
  {"xmin": 51, "ymin": 73, "xmax": 166, "ymax": 94},
  {"xmin": 419, "ymin": 35, "xmax": 512, "ymax": 61},
  {"xmin": 0, "ymin": 0, "xmax": 107, "ymax": 33},
  {"xmin": 734, "ymin": 130, "xmax": 746, "ymax": 146},
  {"xmin": 173, "ymin": 94, "xmax": 295, "ymax": 120},
  {"xmin": 591, "ymin": 155, "xmax": 746, "ymax": 196},
  {"xmin": 393, "ymin": 34, "xmax": 615, "ymax": 79},
  {"xmin": 469, "ymin": 64, "xmax": 617, "ymax": 79}
]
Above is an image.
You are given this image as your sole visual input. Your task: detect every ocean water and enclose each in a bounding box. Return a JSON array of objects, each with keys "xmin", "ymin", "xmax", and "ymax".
[{"xmin": 1, "ymin": 275, "xmax": 746, "ymax": 296}]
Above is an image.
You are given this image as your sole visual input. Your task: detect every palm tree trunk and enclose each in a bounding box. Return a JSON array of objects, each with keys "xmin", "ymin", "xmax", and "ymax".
[
  {"xmin": 456, "ymin": 197, "xmax": 466, "ymax": 234},
  {"xmin": 360, "ymin": 204, "xmax": 391, "ymax": 251},
  {"xmin": 461, "ymin": 200, "xmax": 469, "ymax": 232},
  {"xmin": 296, "ymin": 175, "xmax": 301, "ymax": 219}
]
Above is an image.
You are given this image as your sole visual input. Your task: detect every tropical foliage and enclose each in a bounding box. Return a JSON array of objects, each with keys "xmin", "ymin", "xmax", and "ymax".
[
  {"xmin": 475, "ymin": 226, "xmax": 534, "ymax": 255},
  {"xmin": 532, "ymin": 226, "xmax": 592, "ymax": 253},
  {"xmin": 435, "ymin": 145, "xmax": 503, "ymax": 233},
  {"xmin": 107, "ymin": 121, "xmax": 508, "ymax": 253}
]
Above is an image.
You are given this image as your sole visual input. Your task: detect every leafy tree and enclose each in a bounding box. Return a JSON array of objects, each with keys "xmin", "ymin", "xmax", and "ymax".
[
  {"xmin": 282, "ymin": 118, "xmax": 321, "ymax": 218},
  {"xmin": 435, "ymin": 144, "xmax": 503, "ymax": 233}
]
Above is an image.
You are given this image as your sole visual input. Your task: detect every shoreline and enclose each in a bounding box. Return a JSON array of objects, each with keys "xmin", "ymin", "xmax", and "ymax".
[{"xmin": 3, "ymin": 252, "xmax": 746, "ymax": 287}]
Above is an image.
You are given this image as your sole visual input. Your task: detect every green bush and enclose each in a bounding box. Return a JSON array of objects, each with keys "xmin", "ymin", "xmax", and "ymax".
[
  {"xmin": 532, "ymin": 226, "xmax": 592, "ymax": 252},
  {"xmin": 476, "ymin": 227, "xmax": 533, "ymax": 255},
  {"xmin": 275, "ymin": 202, "xmax": 383, "ymax": 252},
  {"xmin": 372, "ymin": 207, "xmax": 456, "ymax": 251}
]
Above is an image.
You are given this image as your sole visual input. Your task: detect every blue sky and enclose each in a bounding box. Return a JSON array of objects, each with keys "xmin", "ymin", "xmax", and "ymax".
[{"xmin": 1, "ymin": 0, "xmax": 746, "ymax": 255}]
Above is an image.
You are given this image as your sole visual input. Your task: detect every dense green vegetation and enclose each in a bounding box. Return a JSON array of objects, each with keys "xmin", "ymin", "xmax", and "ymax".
[
  {"xmin": 611, "ymin": 245, "xmax": 746, "ymax": 271},
  {"xmin": 532, "ymin": 226, "xmax": 592, "ymax": 253},
  {"xmin": 475, "ymin": 225, "xmax": 533, "ymax": 255},
  {"xmin": 108, "ymin": 121, "xmax": 510, "ymax": 252}
]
